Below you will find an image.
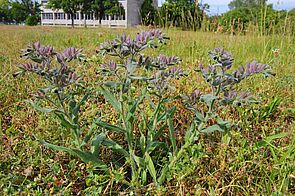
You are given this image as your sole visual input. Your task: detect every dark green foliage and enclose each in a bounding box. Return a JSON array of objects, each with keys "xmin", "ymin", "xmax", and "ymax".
[
  {"xmin": 140, "ymin": 0, "xmax": 156, "ymax": 25},
  {"xmin": 91, "ymin": 0, "xmax": 125, "ymax": 24},
  {"xmin": 220, "ymin": 4, "xmax": 295, "ymax": 35},
  {"xmin": 47, "ymin": 0, "xmax": 81, "ymax": 27},
  {"xmin": 0, "ymin": 0, "xmax": 40, "ymax": 24},
  {"xmin": 228, "ymin": 0, "xmax": 267, "ymax": 10},
  {"xmin": 25, "ymin": 15, "xmax": 39, "ymax": 26},
  {"xmin": 156, "ymin": 0, "xmax": 209, "ymax": 31}
]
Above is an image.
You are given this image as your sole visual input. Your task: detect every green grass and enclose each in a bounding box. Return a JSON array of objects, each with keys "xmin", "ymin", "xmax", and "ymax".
[{"xmin": 0, "ymin": 25, "xmax": 294, "ymax": 195}]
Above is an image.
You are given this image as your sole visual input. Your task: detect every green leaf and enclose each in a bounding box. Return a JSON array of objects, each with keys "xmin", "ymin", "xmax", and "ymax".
[
  {"xmin": 134, "ymin": 155, "xmax": 145, "ymax": 168},
  {"xmin": 126, "ymin": 61, "xmax": 137, "ymax": 74},
  {"xmin": 103, "ymin": 81, "xmax": 125, "ymax": 88},
  {"xmin": 195, "ymin": 111, "xmax": 205, "ymax": 122},
  {"xmin": 25, "ymin": 100, "xmax": 53, "ymax": 113},
  {"xmin": 95, "ymin": 120, "xmax": 126, "ymax": 133},
  {"xmin": 157, "ymin": 106, "xmax": 176, "ymax": 122},
  {"xmin": 128, "ymin": 75, "xmax": 152, "ymax": 81},
  {"xmin": 154, "ymin": 123, "xmax": 167, "ymax": 140},
  {"xmin": 201, "ymin": 124, "xmax": 225, "ymax": 134},
  {"xmin": 40, "ymin": 140, "xmax": 108, "ymax": 170},
  {"xmin": 158, "ymin": 165, "xmax": 169, "ymax": 185},
  {"xmin": 140, "ymin": 134, "xmax": 146, "ymax": 154},
  {"xmin": 146, "ymin": 141, "xmax": 167, "ymax": 154},
  {"xmin": 54, "ymin": 111, "xmax": 78, "ymax": 130},
  {"xmin": 184, "ymin": 121, "xmax": 198, "ymax": 143},
  {"xmin": 126, "ymin": 91, "xmax": 146, "ymax": 123},
  {"xmin": 102, "ymin": 139, "xmax": 129, "ymax": 157},
  {"xmin": 200, "ymin": 94, "xmax": 218, "ymax": 107},
  {"xmin": 217, "ymin": 118, "xmax": 231, "ymax": 130},
  {"xmin": 145, "ymin": 153, "xmax": 157, "ymax": 185},
  {"xmin": 100, "ymin": 86, "xmax": 122, "ymax": 114},
  {"xmin": 72, "ymin": 94, "xmax": 89, "ymax": 118},
  {"xmin": 91, "ymin": 133, "xmax": 106, "ymax": 155},
  {"xmin": 255, "ymin": 132, "xmax": 289, "ymax": 148},
  {"xmin": 167, "ymin": 115, "xmax": 177, "ymax": 154}
]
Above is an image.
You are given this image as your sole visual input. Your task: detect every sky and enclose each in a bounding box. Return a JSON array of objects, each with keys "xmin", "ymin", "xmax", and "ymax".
[{"xmin": 158, "ymin": 0, "xmax": 295, "ymax": 15}]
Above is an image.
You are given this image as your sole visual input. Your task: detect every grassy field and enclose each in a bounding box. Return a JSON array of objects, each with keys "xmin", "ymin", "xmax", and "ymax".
[{"xmin": 0, "ymin": 25, "xmax": 294, "ymax": 195}]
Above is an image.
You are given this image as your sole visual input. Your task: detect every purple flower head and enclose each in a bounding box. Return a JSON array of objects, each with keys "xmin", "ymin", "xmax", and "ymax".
[
  {"xmin": 99, "ymin": 29, "xmax": 167, "ymax": 59},
  {"xmin": 101, "ymin": 61, "xmax": 117, "ymax": 72},
  {"xmin": 198, "ymin": 64, "xmax": 217, "ymax": 75},
  {"xmin": 233, "ymin": 61, "xmax": 272, "ymax": 82},
  {"xmin": 62, "ymin": 47, "xmax": 83, "ymax": 62},
  {"xmin": 164, "ymin": 67, "xmax": 185, "ymax": 78},
  {"xmin": 135, "ymin": 31, "xmax": 149, "ymax": 46},
  {"xmin": 209, "ymin": 48, "xmax": 233, "ymax": 70},
  {"xmin": 224, "ymin": 91, "xmax": 238, "ymax": 102},
  {"xmin": 245, "ymin": 61, "xmax": 269, "ymax": 76},
  {"xmin": 148, "ymin": 77, "xmax": 170, "ymax": 93},
  {"xmin": 33, "ymin": 41, "xmax": 41, "ymax": 50},
  {"xmin": 223, "ymin": 91, "xmax": 251, "ymax": 105},
  {"xmin": 56, "ymin": 53, "xmax": 65, "ymax": 64},
  {"xmin": 190, "ymin": 89, "xmax": 202, "ymax": 104},
  {"xmin": 67, "ymin": 72, "xmax": 79, "ymax": 84},
  {"xmin": 233, "ymin": 66, "xmax": 245, "ymax": 79},
  {"xmin": 21, "ymin": 42, "xmax": 55, "ymax": 61},
  {"xmin": 155, "ymin": 55, "xmax": 180, "ymax": 69},
  {"xmin": 18, "ymin": 63, "xmax": 38, "ymax": 72}
]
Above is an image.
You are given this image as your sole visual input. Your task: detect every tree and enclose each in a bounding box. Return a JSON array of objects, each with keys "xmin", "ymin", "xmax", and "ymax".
[
  {"xmin": 47, "ymin": 0, "xmax": 124, "ymax": 27},
  {"xmin": 0, "ymin": 0, "xmax": 11, "ymax": 23},
  {"xmin": 47, "ymin": 0, "xmax": 81, "ymax": 28},
  {"xmin": 91, "ymin": 0, "xmax": 124, "ymax": 25},
  {"xmin": 80, "ymin": 0, "xmax": 93, "ymax": 27},
  {"xmin": 10, "ymin": 0, "xmax": 41, "ymax": 24},
  {"xmin": 158, "ymin": 0, "xmax": 209, "ymax": 30},
  {"xmin": 228, "ymin": 0, "xmax": 267, "ymax": 10},
  {"xmin": 140, "ymin": 0, "xmax": 156, "ymax": 25}
]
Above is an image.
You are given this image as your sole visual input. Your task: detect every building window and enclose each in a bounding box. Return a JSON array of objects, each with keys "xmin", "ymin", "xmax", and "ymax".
[
  {"xmin": 86, "ymin": 13, "xmax": 93, "ymax": 20},
  {"xmin": 54, "ymin": 13, "xmax": 65, "ymax": 20},
  {"xmin": 42, "ymin": 13, "xmax": 53, "ymax": 20}
]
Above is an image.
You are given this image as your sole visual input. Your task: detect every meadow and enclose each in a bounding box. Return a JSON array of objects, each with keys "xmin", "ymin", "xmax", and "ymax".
[{"xmin": 0, "ymin": 25, "xmax": 294, "ymax": 195}]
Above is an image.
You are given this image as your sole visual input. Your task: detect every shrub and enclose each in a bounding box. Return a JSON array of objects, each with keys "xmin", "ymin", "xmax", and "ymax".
[
  {"xmin": 25, "ymin": 15, "xmax": 39, "ymax": 26},
  {"xmin": 140, "ymin": 0, "xmax": 156, "ymax": 25}
]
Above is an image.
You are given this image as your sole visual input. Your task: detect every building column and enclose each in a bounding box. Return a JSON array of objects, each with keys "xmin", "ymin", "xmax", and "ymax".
[
  {"xmin": 65, "ymin": 13, "xmax": 68, "ymax": 26},
  {"xmin": 41, "ymin": 13, "xmax": 43, "ymax": 26},
  {"xmin": 52, "ymin": 11, "xmax": 55, "ymax": 26}
]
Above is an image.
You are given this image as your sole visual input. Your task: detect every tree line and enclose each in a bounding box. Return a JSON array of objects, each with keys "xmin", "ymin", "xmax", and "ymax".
[
  {"xmin": 0, "ymin": 0, "xmax": 124, "ymax": 27},
  {"xmin": 141, "ymin": 0, "xmax": 295, "ymax": 35},
  {"xmin": 0, "ymin": 0, "xmax": 40, "ymax": 25},
  {"xmin": 1, "ymin": 0, "xmax": 294, "ymax": 34}
]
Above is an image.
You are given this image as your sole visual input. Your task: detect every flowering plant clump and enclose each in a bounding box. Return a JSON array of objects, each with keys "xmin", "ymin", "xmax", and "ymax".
[
  {"xmin": 96, "ymin": 29, "xmax": 187, "ymax": 187},
  {"xmin": 15, "ymin": 42, "xmax": 110, "ymax": 169},
  {"xmin": 15, "ymin": 31, "xmax": 273, "ymax": 190},
  {"xmin": 182, "ymin": 48, "xmax": 272, "ymax": 140}
]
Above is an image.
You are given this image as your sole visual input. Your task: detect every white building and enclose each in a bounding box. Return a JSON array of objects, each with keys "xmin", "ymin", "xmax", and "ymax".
[{"xmin": 40, "ymin": 0, "xmax": 158, "ymax": 27}]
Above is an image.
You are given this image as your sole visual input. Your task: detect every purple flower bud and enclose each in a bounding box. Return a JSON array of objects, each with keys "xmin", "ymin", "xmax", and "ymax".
[
  {"xmin": 67, "ymin": 72, "xmax": 79, "ymax": 83},
  {"xmin": 35, "ymin": 91, "xmax": 45, "ymax": 99},
  {"xmin": 33, "ymin": 41, "xmax": 41, "ymax": 50},
  {"xmin": 62, "ymin": 47, "xmax": 83, "ymax": 62},
  {"xmin": 56, "ymin": 53, "xmax": 65, "ymax": 64},
  {"xmin": 156, "ymin": 55, "xmax": 180, "ymax": 69},
  {"xmin": 165, "ymin": 67, "xmax": 185, "ymax": 78},
  {"xmin": 101, "ymin": 61, "xmax": 117, "ymax": 71},
  {"xmin": 190, "ymin": 89, "xmax": 202, "ymax": 103},
  {"xmin": 223, "ymin": 91, "xmax": 251, "ymax": 105}
]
